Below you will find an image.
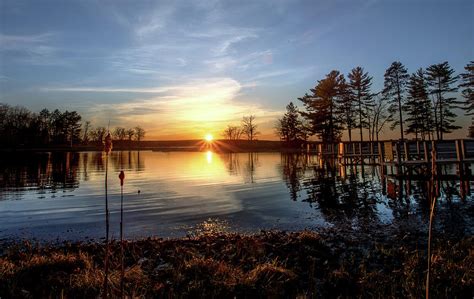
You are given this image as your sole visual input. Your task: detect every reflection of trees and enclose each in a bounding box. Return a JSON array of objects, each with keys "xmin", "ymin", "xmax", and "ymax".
[
  {"xmin": 108, "ymin": 151, "xmax": 145, "ymax": 172},
  {"xmin": 222, "ymin": 153, "xmax": 241, "ymax": 176},
  {"xmin": 243, "ymin": 152, "xmax": 259, "ymax": 184},
  {"xmin": 279, "ymin": 157, "xmax": 385, "ymax": 225},
  {"xmin": 0, "ymin": 152, "xmax": 80, "ymax": 193},
  {"xmin": 280, "ymin": 153, "xmax": 307, "ymax": 201},
  {"xmin": 303, "ymin": 168, "xmax": 379, "ymax": 225}
]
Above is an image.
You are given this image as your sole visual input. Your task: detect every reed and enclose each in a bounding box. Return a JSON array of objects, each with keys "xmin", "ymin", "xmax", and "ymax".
[
  {"xmin": 103, "ymin": 133, "xmax": 113, "ymax": 298},
  {"xmin": 119, "ymin": 170, "xmax": 125, "ymax": 298}
]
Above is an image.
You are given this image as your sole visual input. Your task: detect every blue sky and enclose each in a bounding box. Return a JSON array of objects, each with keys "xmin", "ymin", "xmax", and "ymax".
[{"xmin": 0, "ymin": 0, "xmax": 473, "ymax": 139}]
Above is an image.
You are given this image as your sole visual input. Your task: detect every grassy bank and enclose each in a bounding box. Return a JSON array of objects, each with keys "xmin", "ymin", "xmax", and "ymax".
[{"xmin": 0, "ymin": 228, "xmax": 472, "ymax": 298}]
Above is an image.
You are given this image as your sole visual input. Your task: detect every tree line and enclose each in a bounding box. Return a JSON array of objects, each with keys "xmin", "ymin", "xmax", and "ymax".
[
  {"xmin": 222, "ymin": 115, "xmax": 260, "ymax": 141},
  {"xmin": 276, "ymin": 60, "xmax": 474, "ymax": 144},
  {"xmin": 0, "ymin": 103, "xmax": 145, "ymax": 147}
]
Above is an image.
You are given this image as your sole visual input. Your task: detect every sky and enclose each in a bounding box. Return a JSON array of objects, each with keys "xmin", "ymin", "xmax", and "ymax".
[{"xmin": 0, "ymin": 0, "xmax": 473, "ymax": 140}]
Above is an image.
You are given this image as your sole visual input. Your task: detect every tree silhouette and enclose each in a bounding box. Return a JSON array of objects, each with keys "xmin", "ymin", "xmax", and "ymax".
[
  {"xmin": 299, "ymin": 70, "xmax": 345, "ymax": 143},
  {"xmin": 113, "ymin": 127, "xmax": 127, "ymax": 141},
  {"xmin": 426, "ymin": 61, "xmax": 460, "ymax": 140},
  {"xmin": 338, "ymin": 78, "xmax": 355, "ymax": 144},
  {"xmin": 275, "ymin": 102, "xmax": 306, "ymax": 144},
  {"xmin": 367, "ymin": 93, "xmax": 391, "ymax": 142},
  {"xmin": 459, "ymin": 61, "xmax": 474, "ymax": 137},
  {"xmin": 405, "ymin": 68, "xmax": 433, "ymax": 140},
  {"xmin": 242, "ymin": 115, "xmax": 259, "ymax": 141},
  {"xmin": 348, "ymin": 66, "xmax": 373, "ymax": 143},
  {"xmin": 90, "ymin": 127, "xmax": 107, "ymax": 143},
  {"xmin": 82, "ymin": 121, "xmax": 91, "ymax": 144},
  {"xmin": 126, "ymin": 128, "xmax": 135, "ymax": 142},
  {"xmin": 383, "ymin": 61, "xmax": 409, "ymax": 140},
  {"xmin": 134, "ymin": 126, "xmax": 145, "ymax": 141},
  {"xmin": 222, "ymin": 125, "xmax": 243, "ymax": 140}
]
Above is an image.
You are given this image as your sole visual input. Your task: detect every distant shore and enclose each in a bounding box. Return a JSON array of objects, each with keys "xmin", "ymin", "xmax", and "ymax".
[
  {"xmin": 0, "ymin": 140, "xmax": 305, "ymax": 153},
  {"xmin": 0, "ymin": 225, "xmax": 471, "ymax": 298}
]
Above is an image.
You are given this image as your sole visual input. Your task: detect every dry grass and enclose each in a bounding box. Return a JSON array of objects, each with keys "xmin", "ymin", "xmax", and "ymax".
[{"xmin": 0, "ymin": 229, "xmax": 472, "ymax": 298}]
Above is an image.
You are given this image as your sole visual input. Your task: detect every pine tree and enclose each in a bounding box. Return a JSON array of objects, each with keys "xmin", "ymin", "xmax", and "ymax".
[
  {"xmin": 338, "ymin": 79, "xmax": 355, "ymax": 144},
  {"xmin": 460, "ymin": 61, "xmax": 474, "ymax": 115},
  {"xmin": 459, "ymin": 61, "xmax": 474, "ymax": 138},
  {"xmin": 383, "ymin": 61, "xmax": 409, "ymax": 140},
  {"xmin": 405, "ymin": 68, "xmax": 433, "ymax": 140},
  {"xmin": 299, "ymin": 70, "xmax": 345, "ymax": 144},
  {"xmin": 276, "ymin": 102, "xmax": 305, "ymax": 144},
  {"xmin": 348, "ymin": 67, "xmax": 373, "ymax": 143},
  {"xmin": 426, "ymin": 61, "xmax": 460, "ymax": 140}
]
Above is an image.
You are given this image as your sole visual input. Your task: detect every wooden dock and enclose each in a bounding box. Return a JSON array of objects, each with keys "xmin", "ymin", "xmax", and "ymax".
[{"xmin": 305, "ymin": 139, "xmax": 474, "ymax": 180}]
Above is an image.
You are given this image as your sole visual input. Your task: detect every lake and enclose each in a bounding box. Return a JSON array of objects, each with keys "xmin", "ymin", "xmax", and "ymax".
[{"xmin": 1, "ymin": 151, "xmax": 473, "ymax": 241}]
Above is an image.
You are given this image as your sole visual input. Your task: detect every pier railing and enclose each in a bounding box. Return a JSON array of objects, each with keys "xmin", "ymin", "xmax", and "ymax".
[{"xmin": 305, "ymin": 139, "xmax": 474, "ymax": 175}]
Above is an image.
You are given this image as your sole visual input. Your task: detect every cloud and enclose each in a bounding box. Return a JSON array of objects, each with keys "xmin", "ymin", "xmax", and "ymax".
[
  {"xmin": 64, "ymin": 77, "xmax": 282, "ymax": 139},
  {"xmin": 0, "ymin": 32, "xmax": 55, "ymax": 48},
  {"xmin": 42, "ymin": 86, "xmax": 171, "ymax": 93},
  {"xmin": 0, "ymin": 32, "xmax": 67, "ymax": 66},
  {"xmin": 215, "ymin": 33, "xmax": 258, "ymax": 55}
]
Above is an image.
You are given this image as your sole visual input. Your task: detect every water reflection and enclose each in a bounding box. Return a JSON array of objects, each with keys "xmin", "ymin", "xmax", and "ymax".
[
  {"xmin": 0, "ymin": 151, "xmax": 472, "ymax": 240},
  {"xmin": 279, "ymin": 153, "xmax": 473, "ymax": 230},
  {"xmin": 0, "ymin": 151, "xmax": 149, "ymax": 199},
  {"xmin": 0, "ymin": 152, "xmax": 80, "ymax": 195}
]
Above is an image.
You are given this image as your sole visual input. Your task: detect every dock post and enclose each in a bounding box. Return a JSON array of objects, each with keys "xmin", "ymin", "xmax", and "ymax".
[
  {"xmin": 416, "ymin": 140, "xmax": 421, "ymax": 159},
  {"xmin": 455, "ymin": 140, "xmax": 462, "ymax": 162},
  {"xmin": 403, "ymin": 141, "xmax": 409, "ymax": 162},
  {"xmin": 431, "ymin": 140, "xmax": 437, "ymax": 180},
  {"xmin": 456, "ymin": 140, "xmax": 464, "ymax": 178},
  {"xmin": 395, "ymin": 141, "xmax": 402, "ymax": 176},
  {"xmin": 378, "ymin": 141, "xmax": 383, "ymax": 164},
  {"xmin": 423, "ymin": 141, "xmax": 429, "ymax": 162}
]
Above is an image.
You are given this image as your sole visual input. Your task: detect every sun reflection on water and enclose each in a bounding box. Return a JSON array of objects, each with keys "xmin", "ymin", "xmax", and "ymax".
[{"xmin": 206, "ymin": 150, "xmax": 213, "ymax": 164}]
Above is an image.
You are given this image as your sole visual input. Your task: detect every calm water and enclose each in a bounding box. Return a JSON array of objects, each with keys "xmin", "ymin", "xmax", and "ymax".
[{"xmin": 0, "ymin": 151, "xmax": 472, "ymax": 241}]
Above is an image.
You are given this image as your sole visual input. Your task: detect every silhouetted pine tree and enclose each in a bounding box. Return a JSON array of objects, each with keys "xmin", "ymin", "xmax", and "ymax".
[
  {"xmin": 348, "ymin": 66, "xmax": 373, "ymax": 143},
  {"xmin": 276, "ymin": 102, "xmax": 305, "ymax": 144},
  {"xmin": 405, "ymin": 68, "xmax": 433, "ymax": 140},
  {"xmin": 426, "ymin": 61, "xmax": 460, "ymax": 140},
  {"xmin": 336, "ymin": 78, "xmax": 355, "ymax": 143},
  {"xmin": 383, "ymin": 61, "xmax": 409, "ymax": 140},
  {"xmin": 459, "ymin": 61, "xmax": 474, "ymax": 137},
  {"xmin": 299, "ymin": 70, "xmax": 345, "ymax": 144}
]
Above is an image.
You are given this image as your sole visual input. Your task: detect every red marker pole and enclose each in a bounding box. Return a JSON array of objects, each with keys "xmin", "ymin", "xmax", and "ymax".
[{"xmin": 119, "ymin": 170, "xmax": 125, "ymax": 298}]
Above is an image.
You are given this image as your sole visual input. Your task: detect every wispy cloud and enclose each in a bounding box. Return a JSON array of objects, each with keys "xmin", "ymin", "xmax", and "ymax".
[
  {"xmin": 0, "ymin": 32, "xmax": 67, "ymax": 66},
  {"xmin": 0, "ymin": 32, "xmax": 55, "ymax": 48},
  {"xmin": 62, "ymin": 77, "xmax": 282, "ymax": 139},
  {"xmin": 134, "ymin": 5, "xmax": 175, "ymax": 40},
  {"xmin": 42, "ymin": 86, "xmax": 170, "ymax": 93}
]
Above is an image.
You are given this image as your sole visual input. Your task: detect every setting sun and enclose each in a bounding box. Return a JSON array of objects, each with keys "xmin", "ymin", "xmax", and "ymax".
[{"xmin": 205, "ymin": 134, "xmax": 213, "ymax": 142}]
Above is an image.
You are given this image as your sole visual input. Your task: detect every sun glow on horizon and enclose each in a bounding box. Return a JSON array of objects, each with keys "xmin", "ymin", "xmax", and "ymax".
[{"xmin": 205, "ymin": 134, "xmax": 214, "ymax": 142}]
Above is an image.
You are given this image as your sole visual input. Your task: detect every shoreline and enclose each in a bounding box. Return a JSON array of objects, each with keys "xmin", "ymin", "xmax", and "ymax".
[
  {"xmin": 0, "ymin": 140, "xmax": 301, "ymax": 153},
  {"xmin": 0, "ymin": 226, "xmax": 472, "ymax": 298}
]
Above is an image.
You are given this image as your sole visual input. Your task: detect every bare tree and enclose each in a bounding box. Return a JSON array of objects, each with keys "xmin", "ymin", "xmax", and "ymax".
[
  {"xmin": 368, "ymin": 93, "xmax": 392, "ymax": 142},
  {"xmin": 90, "ymin": 127, "xmax": 107, "ymax": 143},
  {"xmin": 113, "ymin": 127, "xmax": 127, "ymax": 140},
  {"xmin": 126, "ymin": 128, "xmax": 135, "ymax": 141},
  {"xmin": 82, "ymin": 121, "xmax": 91, "ymax": 144},
  {"xmin": 241, "ymin": 115, "xmax": 259, "ymax": 141},
  {"xmin": 134, "ymin": 126, "xmax": 145, "ymax": 141},
  {"xmin": 222, "ymin": 125, "xmax": 243, "ymax": 140}
]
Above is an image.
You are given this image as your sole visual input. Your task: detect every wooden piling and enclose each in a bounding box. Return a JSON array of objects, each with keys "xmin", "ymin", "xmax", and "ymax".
[{"xmin": 423, "ymin": 141, "xmax": 429, "ymax": 162}]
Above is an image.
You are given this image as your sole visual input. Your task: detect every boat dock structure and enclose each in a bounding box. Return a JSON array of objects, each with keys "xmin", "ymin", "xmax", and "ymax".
[{"xmin": 305, "ymin": 139, "xmax": 474, "ymax": 180}]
